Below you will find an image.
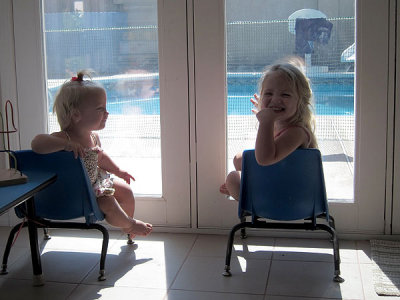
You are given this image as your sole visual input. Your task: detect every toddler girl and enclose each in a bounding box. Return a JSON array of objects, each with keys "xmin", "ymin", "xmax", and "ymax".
[
  {"xmin": 31, "ymin": 70, "xmax": 152, "ymax": 237},
  {"xmin": 220, "ymin": 61, "xmax": 318, "ymax": 200}
]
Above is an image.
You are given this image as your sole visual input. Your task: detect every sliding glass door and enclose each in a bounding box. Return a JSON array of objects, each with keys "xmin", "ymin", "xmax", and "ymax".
[
  {"xmin": 43, "ymin": 0, "xmax": 162, "ymax": 196},
  {"xmin": 225, "ymin": 1, "xmax": 355, "ymax": 203},
  {"xmin": 195, "ymin": 0, "xmax": 391, "ymax": 234},
  {"xmin": 10, "ymin": 0, "xmax": 191, "ymax": 227}
]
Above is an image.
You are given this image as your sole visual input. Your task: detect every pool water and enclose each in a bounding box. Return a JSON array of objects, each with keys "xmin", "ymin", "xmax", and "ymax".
[
  {"xmin": 49, "ymin": 72, "xmax": 355, "ymax": 116},
  {"xmin": 225, "ymin": 72, "xmax": 354, "ymax": 116}
]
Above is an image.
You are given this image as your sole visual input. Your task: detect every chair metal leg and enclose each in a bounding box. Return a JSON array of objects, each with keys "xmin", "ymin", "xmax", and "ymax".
[
  {"xmin": 317, "ymin": 223, "xmax": 344, "ymax": 283},
  {"xmin": 1, "ymin": 222, "xmax": 27, "ymax": 275},
  {"xmin": 240, "ymin": 216, "xmax": 247, "ymax": 239},
  {"xmin": 331, "ymin": 235, "xmax": 344, "ymax": 282},
  {"xmin": 43, "ymin": 228, "xmax": 51, "ymax": 240},
  {"xmin": 26, "ymin": 198, "xmax": 44, "ymax": 286},
  {"xmin": 46, "ymin": 221, "xmax": 110, "ymax": 281},
  {"xmin": 127, "ymin": 234, "xmax": 134, "ymax": 245},
  {"xmin": 92, "ymin": 224, "xmax": 109, "ymax": 281},
  {"xmin": 223, "ymin": 222, "xmax": 248, "ymax": 277}
]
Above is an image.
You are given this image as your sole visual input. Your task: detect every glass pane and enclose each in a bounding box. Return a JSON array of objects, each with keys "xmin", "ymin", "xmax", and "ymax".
[
  {"xmin": 43, "ymin": 0, "xmax": 161, "ymax": 195},
  {"xmin": 226, "ymin": 0, "xmax": 355, "ymax": 202}
]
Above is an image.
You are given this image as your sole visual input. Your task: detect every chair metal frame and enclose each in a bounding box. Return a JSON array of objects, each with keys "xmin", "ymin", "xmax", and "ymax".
[
  {"xmin": 0, "ymin": 150, "xmax": 109, "ymax": 281},
  {"xmin": 222, "ymin": 149, "xmax": 344, "ymax": 283}
]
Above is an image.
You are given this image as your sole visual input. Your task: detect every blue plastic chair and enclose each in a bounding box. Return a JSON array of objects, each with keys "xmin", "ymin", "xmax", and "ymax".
[
  {"xmin": 222, "ymin": 149, "xmax": 344, "ymax": 282},
  {"xmin": 0, "ymin": 150, "xmax": 109, "ymax": 281}
]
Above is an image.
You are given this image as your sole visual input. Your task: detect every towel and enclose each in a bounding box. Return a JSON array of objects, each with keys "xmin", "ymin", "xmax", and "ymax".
[{"xmin": 295, "ymin": 18, "xmax": 333, "ymax": 56}]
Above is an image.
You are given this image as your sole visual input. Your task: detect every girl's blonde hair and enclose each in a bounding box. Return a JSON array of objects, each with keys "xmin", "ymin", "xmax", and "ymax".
[
  {"xmin": 53, "ymin": 70, "xmax": 105, "ymax": 130},
  {"xmin": 258, "ymin": 60, "xmax": 318, "ymax": 148}
]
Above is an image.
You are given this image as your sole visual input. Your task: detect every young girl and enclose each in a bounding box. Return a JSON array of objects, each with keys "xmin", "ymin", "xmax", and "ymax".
[
  {"xmin": 31, "ymin": 70, "xmax": 152, "ymax": 237},
  {"xmin": 220, "ymin": 61, "xmax": 318, "ymax": 200}
]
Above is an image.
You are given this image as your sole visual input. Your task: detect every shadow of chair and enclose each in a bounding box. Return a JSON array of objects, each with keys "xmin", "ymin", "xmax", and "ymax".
[
  {"xmin": 222, "ymin": 148, "xmax": 344, "ymax": 282},
  {"xmin": 0, "ymin": 150, "xmax": 109, "ymax": 281}
]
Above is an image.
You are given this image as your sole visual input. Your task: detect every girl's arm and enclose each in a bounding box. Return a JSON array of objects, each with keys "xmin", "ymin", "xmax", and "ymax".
[
  {"xmin": 31, "ymin": 132, "xmax": 85, "ymax": 158},
  {"xmin": 255, "ymin": 110, "xmax": 308, "ymax": 166},
  {"xmin": 97, "ymin": 150, "xmax": 135, "ymax": 184},
  {"xmin": 93, "ymin": 135, "xmax": 134, "ymax": 183}
]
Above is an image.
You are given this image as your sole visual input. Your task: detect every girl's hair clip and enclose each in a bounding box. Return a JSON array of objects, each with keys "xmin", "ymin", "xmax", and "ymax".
[{"xmin": 71, "ymin": 76, "xmax": 83, "ymax": 82}]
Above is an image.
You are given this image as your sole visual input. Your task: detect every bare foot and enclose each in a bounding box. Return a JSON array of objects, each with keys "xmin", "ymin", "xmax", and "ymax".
[
  {"xmin": 124, "ymin": 219, "xmax": 152, "ymax": 236},
  {"xmin": 219, "ymin": 183, "xmax": 230, "ymax": 196}
]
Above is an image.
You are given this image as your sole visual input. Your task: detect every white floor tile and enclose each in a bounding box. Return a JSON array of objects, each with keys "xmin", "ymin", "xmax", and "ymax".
[
  {"xmin": 0, "ymin": 225, "xmax": 43, "ymax": 248},
  {"xmin": 172, "ymin": 256, "xmax": 270, "ymax": 294},
  {"xmin": 40, "ymin": 228, "xmax": 122, "ymax": 252},
  {"xmin": 266, "ymin": 261, "xmax": 363, "ymax": 299},
  {"xmin": 68, "ymin": 284, "xmax": 167, "ymax": 300},
  {"xmin": 0, "ymin": 277, "xmax": 77, "ymax": 300},
  {"xmin": 167, "ymin": 290, "xmax": 264, "ymax": 300},
  {"xmin": 273, "ymin": 238, "xmax": 357, "ymax": 263},
  {"xmin": 356, "ymin": 240, "xmax": 372, "ymax": 264},
  {"xmin": 82, "ymin": 245, "xmax": 184, "ymax": 289},
  {"xmin": 0, "ymin": 245, "xmax": 30, "ymax": 268},
  {"xmin": 109, "ymin": 232, "xmax": 196, "ymax": 259},
  {"xmin": 5, "ymin": 248, "xmax": 101, "ymax": 283},
  {"xmin": 190, "ymin": 234, "xmax": 274, "ymax": 260},
  {"xmin": 339, "ymin": 240, "xmax": 359, "ymax": 263}
]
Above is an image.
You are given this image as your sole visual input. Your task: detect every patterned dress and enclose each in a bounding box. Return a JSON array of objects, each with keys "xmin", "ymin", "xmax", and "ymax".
[{"xmin": 64, "ymin": 131, "xmax": 115, "ymax": 197}]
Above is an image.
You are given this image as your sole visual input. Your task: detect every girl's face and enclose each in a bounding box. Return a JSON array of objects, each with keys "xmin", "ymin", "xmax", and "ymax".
[
  {"xmin": 76, "ymin": 90, "xmax": 109, "ymax": 131},
  {"xmin": 260, "ymin": 71, "xmax": 299, "ymax": 121}
]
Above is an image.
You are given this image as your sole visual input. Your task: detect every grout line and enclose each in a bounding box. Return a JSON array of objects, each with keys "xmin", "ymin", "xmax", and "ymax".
[
  {"xmin": 163, "ymin": 233, "xmax": 199, "ymax": 296},
  {"xmin": 355, "ymin": 240, "xmax": 368, "ymax": 300},
  {"xmin": 65, "ymin": 283, "xmax": 81, "ymax": 300},
  {"xmin": 263, "ymin": 236, "xmax": 276, "ymax": 295}
]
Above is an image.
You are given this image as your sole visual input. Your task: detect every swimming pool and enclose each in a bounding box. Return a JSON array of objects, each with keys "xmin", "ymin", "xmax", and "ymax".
[
  {"xmin": 48, "ymin": 72, "xmax": 354, "ymax": 116},
  {"xmin": 226, "ymin": 72, "xmax": 354, "ymax": 116}
]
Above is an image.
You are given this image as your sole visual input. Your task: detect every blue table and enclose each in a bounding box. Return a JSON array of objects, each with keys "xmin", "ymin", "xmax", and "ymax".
[{"xmin": 0, "ymin": 170, "xmax": 56, "ymax": 286}]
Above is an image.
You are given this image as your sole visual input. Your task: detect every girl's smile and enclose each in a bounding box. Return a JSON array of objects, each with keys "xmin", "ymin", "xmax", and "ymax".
[{"xmin": 260, "ymin": 70, "xmax": 299, "ymax": 119}]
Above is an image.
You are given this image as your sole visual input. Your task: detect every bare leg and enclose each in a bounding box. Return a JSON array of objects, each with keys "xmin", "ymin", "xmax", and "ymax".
[
  {"xmin": 112, "ymin": 180, "xmax": 152, "ymax": 238},
  {"xmin": 112, "ymin": 180, "xmax": 137, "ymax": 239},
  {"xmin": 219, "ymin": 183, "xmax": 230, "ymax": 195},
  {"xmin": 220, "ymin": 152, "xmax": 243, "ymax": 198},
  {"xmin": 96, "ymin": 194, "xmax": 152, "ymax": 236},
  {"xmin": 113, "ymin": 180, "xmax": 135, "ymax": 218},
  {"xmin": 225, "ymin": 170, "xmax": 241, "ymax": 201},
  {"xmin": 233, "ymin": 152, "xmax": 243, "ymax": 171}
]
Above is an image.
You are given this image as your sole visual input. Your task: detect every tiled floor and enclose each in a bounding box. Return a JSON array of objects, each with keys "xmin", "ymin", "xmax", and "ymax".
[{"xmin": 0, "ymin": 226, "xmax": 396, "ymax": 300}]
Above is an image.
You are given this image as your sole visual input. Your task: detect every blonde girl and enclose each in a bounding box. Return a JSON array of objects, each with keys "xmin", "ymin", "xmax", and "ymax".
[
  {"xmin": 32, "ymin": 70, "xmax": 152, "ymax": 237},
  {"xmin": 220, "ymin": 61, "xmax": 317, "ymax": 200}
]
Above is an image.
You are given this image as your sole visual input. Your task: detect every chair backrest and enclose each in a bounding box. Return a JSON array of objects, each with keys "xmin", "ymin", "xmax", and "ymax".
[
  {"xmin": 239, "ymin": 148, "xmax": 329, "ymax": 222},
  {"xmin": 13, "ymin": 150, "xmax": 104, "ymax": 224}
]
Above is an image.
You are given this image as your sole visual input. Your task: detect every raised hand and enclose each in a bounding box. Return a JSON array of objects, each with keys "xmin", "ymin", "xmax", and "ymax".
[
  {"xmin": 250, "ymin": 94, "xmax": 260, "ymax": 114},
  {"xmin": 117, "ymin": 170, "xmax": 136, "ymax": 184},
  {"xmin": 257, "ymin": 104, "xmax": 287, "ymax": 124},
  {"xmin": 65, "ymin": 140, "xmax": 85, "ymax": 158}
]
